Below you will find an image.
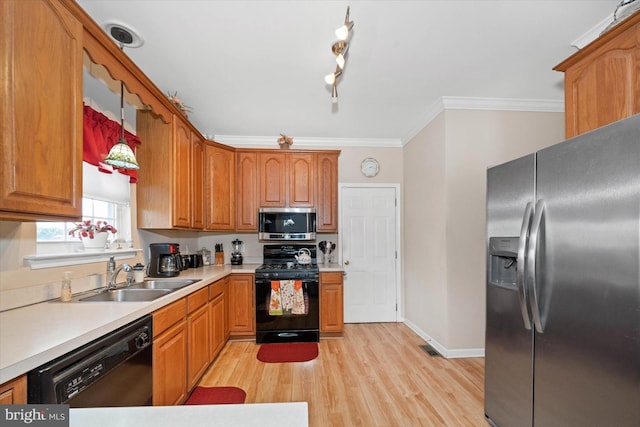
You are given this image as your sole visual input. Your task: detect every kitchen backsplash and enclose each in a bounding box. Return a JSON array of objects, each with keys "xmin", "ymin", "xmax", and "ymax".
[{"xmin": 1, "ymin": 222, "xmax": 338, "ymax": 312}]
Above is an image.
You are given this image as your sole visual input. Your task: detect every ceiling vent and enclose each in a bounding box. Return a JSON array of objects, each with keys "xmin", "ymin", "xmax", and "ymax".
[{"xmin": 101, "ymin": 21, "xmax": 144, "ymax": 48}]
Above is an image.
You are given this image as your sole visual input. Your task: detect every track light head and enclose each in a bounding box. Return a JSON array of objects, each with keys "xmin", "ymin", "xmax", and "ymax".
[{"xmin": 325, "ymin": 6, "xmax": 353, "ymax": 103}]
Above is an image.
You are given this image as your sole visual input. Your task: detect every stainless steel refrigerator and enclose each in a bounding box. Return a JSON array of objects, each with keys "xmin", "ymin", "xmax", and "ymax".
[{"xmin": 485, "ymin": 114, "xmax": 640, "ymax": 427}]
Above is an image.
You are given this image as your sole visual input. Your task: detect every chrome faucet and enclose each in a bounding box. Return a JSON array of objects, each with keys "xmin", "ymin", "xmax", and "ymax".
[{"xmin": 108, "ymin": 263, "xmax": 133, "ymax": 290}]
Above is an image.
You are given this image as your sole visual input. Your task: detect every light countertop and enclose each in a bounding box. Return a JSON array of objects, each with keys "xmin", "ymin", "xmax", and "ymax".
[
  {"xmin": 0, "ymin": 263, "xmax": 342, "ymax": 384},
  {"xmin": 0, "ymin": 264, "xmax": 260, "ymax": 384},
  {"xmin": 70, "ymin": 402, "xmax": 309, "ymax": 427},
  {"xmin": 318, "ymin": 263, "xmax": 344, "ymax": 272}
]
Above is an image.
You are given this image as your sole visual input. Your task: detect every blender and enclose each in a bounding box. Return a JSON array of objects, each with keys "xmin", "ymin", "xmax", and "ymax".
[{"xmin": 231, "ymin": 239, "xmax": 244, "ymax": 265}]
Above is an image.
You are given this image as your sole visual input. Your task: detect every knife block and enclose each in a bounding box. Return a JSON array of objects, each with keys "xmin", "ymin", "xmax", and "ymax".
[{"xmin": 215, "ymin": 252, "xmax": 224, "ymax": 265}]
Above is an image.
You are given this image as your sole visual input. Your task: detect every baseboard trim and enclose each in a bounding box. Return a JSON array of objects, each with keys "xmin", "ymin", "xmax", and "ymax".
[{"xmin": 403, "ymin": 319, "xmax": 485, "ymax": 359}]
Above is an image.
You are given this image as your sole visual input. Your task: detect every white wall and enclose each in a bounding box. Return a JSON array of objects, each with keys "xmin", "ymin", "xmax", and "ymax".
[
  {"xmin": 403, "ymin": 109, "xmax": 565, "ymax": 353},
  {"xmin": 336, "ymin": 146, "xmax": 403, "ymax": 184},
  {"xmin": 403, "ymin": 113, "xmax": 448, "ymax": 345}
]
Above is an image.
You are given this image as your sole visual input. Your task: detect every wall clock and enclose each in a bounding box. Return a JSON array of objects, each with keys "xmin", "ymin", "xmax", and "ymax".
[{"xmin": 361, "ymin": 157, "xmax": 380, "ymax": 177}]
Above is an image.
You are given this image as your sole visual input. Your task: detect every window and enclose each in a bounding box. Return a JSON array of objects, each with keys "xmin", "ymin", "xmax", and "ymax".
[
  {"xmin": 36, "ymin": 162, "xmax": 132, "ymax": 248},
  {"xmin": 36, "ymin": 198, "xmax": 130, "ymax": 243}
]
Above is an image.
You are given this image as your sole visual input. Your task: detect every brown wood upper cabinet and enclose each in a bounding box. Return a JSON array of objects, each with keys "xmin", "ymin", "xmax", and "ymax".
[
  {"xmin": 258, "ymin": 151, "xmax": 316, "ymax": 208},
  {"xmin": 136, "ymin": 112, "xmax": 204, "ymax": 229},
  {"xmin": 237, "ymin": 149, "xmax": 339, "ymax": 232},
  {"xmin": 316, "ymin": 152, "xmax": 339, "ymax": 232},
  {"xmin": 554, "ymin": 11, "xmax": 640, "ymax": 138},
  {"xmin": 288, "ymin": 153, "xmax": 316, "ymax": 207},
  {"xmin": 258, "ymin": 152, "xmax": 288, "ymax": 207},
  {"xmin": 191, "ymin": 134, "xmax": 205, "ymax": 229},
  {"xmin": 205, "ymin": 143, "xmax": 236, "ymax": 230},
  {"xmin": 0, "ymin": 0, "xmax": 83, "ymax": 221},
  {"xmin": 173, "ymin": 119, "xmax": 193, "ymax": 228}
]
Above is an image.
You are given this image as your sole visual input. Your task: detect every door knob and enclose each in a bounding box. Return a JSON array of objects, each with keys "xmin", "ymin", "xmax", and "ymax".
[{"xmin": 344, "ymin": 260, "xmax": 350, "ymax": 265}]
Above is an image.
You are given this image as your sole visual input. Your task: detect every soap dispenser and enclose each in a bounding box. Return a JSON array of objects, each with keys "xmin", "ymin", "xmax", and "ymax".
[
  {"xmin": 60, "ymin": 271, "xmax": 72, "ymax": 302},
  {"xmin": 106, "ymin": 256, "xmax": 116, "ymax": 287}
]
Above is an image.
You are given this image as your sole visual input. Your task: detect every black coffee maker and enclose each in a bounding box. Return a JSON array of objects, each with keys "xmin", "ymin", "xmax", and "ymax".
[{"xmin": 149, "ymin": 243, "xmax": 182, "ymax": 277}]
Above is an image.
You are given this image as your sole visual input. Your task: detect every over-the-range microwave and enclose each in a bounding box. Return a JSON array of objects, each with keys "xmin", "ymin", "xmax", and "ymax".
[{"xmin": 258, "ymin": 207, "xmax": 316, "ymax": 241}]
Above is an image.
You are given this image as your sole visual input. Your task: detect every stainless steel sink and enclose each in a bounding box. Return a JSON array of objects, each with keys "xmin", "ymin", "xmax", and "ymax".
[
  {"xmin": 127, "ymin": 279, "xmax": 199, "ymax": 291},
  {"xmin": 79, "ymin": 288, "xmax": 172, "ymax": 302}
]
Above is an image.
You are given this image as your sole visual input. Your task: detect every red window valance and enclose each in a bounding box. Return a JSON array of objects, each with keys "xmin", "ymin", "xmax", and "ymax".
[{"xmin": 83, "ymin": 104, "xmax": 141, "ymax": 183}]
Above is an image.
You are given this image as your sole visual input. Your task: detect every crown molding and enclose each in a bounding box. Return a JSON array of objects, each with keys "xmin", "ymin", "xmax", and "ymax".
[
  {"xmin": 214, "ymin": 135, "xmax": 403, "ymax": 149},
  {"xmin": 572, "ymin": 3, "xmax": 640, "ymax": 49},
  {"xmin": 441, "ymin": 96, "xmax": 564, "ymax": 112},
  {"xmin": 571, "ymin": 14, "xmax": 613, "ymax": 49},
  {"xmin": 217, "ymin": 97, "xmax": 564, "ymax": 149},
  {"xmin": 401, "ymin": 96, "xmax": 565, "ymax": 145}
]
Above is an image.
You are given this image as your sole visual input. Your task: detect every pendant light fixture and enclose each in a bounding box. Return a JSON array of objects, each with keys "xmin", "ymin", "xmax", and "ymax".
[
  {"xmin": 104, "ymin": 35, "xmax": 140, "ymax": 170},
  {"xmin": 104, "ymin": 82, "xmax": 140, "ymax": 170}
]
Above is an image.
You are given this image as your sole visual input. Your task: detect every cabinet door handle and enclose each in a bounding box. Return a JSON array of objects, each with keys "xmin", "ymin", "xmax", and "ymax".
[{"xmin": 344, "ymin": 260, "xmax": 350, "ymax": 265}]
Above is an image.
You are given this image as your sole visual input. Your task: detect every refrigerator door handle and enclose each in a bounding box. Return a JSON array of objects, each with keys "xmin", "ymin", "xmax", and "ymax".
[
  {"xmin": 526, "ymin": 199, "xmax": 545, "ymax": 333},
  {"xmin": 516, "ymin": 202, "xmax": 534, "ymax": 330}
]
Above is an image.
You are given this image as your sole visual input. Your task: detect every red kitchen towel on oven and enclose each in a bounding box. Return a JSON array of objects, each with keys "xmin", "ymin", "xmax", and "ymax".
[{"xmin": 269, "ymin": 281, "xmax": 283, "ymax": 315}]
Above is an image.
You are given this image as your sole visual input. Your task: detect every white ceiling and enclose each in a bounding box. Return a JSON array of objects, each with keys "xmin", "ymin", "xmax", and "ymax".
[{"xmin": 77, "ymin": 0, "xmax": 624, "ymax": 146}]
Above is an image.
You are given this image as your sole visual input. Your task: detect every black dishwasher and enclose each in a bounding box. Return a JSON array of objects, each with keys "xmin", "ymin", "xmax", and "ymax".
[{"xmin": 28, "ymin": 315, "xmax": 153, "ymax": 407}]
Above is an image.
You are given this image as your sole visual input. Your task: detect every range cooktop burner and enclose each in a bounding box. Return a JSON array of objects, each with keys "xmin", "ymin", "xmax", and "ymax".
[
  {"xmin": 257, "ymin": 263, "xmax": 318, "ymax": 271},
  {"xmin": 257, "ymin": 244, "xmax": 319, "ymax": 277}
]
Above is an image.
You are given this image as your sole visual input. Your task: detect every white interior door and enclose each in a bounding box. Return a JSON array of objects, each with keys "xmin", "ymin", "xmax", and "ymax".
[{"xmin": 340, "ymin": 185, "xmax": 398, "ymax": 323}]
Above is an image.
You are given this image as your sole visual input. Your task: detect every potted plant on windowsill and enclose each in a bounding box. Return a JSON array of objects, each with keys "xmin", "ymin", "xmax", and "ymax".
[{"xmin": 68, "ymin": 220, "xmax": 117, "ymax": 252}]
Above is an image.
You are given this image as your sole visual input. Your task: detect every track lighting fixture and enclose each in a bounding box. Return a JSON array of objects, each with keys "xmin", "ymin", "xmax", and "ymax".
[{"xmin": 325, "ymin": 6, "xmax": 354, "ymax": 103}]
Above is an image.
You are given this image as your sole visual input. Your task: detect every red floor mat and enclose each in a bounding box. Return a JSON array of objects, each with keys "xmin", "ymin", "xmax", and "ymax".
[
  {"xmin": 184, "ymin": 386, "xmax": 246, "ymax": 405},
  {"xmin": 257, "ymin": 342, "xmax": 319, "ymax": 363}
]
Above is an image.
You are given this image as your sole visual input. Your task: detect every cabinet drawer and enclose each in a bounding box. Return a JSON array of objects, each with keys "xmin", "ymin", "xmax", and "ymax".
[
  {"xmin": 153, "ymin": 298, "xmax": 187, "ymax": 337},
  {"xmin": 321, "ymin": 271, "xmax": 343, "ymax": 284},
  {"xmin": 187, "ymin": 287, "xmax": 208, "ymax": 313},
  {"xmin": 209, "ymin": 278, "xmax": 226, "ymax": 300}
]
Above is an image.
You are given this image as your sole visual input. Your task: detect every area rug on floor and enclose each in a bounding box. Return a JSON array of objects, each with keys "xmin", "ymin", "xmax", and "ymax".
[
  {"xmin": 257, "ymin": 342, "xmax": 319, "ymax": 363},
  {"xmin": 184, "ymin": 386, "xmax": 246, "ymax": 405}
]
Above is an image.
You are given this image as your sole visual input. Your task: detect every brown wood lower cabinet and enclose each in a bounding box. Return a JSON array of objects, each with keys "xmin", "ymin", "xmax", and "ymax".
[
  {"xmin": 209, "ymin": 278, "xmax": 228, "ymax": 361},
  {"xmin": 187, "ymin": 288, "xmax": 210, "ymax": 390},
  {"xmin": 320, "ymin": 271, "xmax": 344, "ymax": 335},
  {"xmin": 0, "ymin": 375, "xmax": 27, "ymax": 405},
  {"xmin": 228, "ymin": 274, "xmax": 255, "ymax": 337},
  {"xmin": 153, "ymin": 299, "xmax": 188, "ymax": 406}
]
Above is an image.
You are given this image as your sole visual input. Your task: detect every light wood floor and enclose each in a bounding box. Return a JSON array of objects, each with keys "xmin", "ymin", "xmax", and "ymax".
[{"xmin": 197, "ymin": 323, "xmax": 486, "ymax": 426}]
